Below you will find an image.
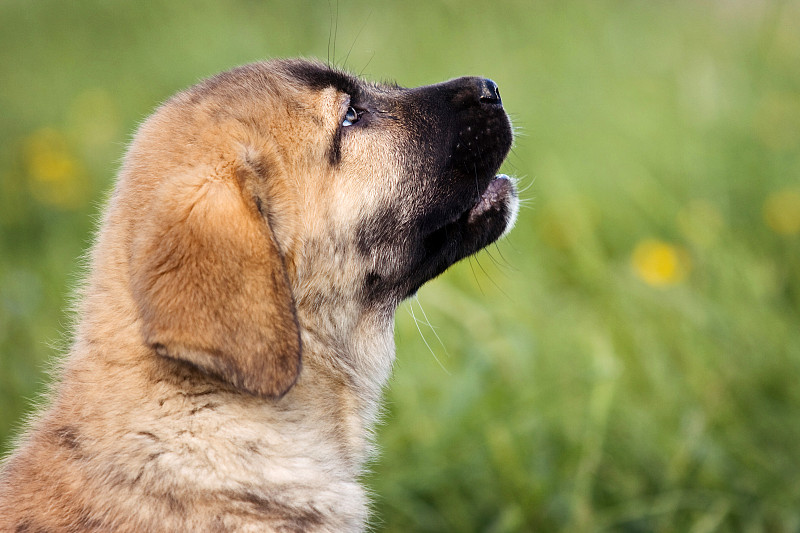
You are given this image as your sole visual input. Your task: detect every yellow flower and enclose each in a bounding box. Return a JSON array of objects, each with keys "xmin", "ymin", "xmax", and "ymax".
[
  {"xmin": 763, "ymin": 188, "xmax": 800, "ymax": 236},
  {"xmin": 23, "ymin": 128, "xmax": 87, "ymax": 208},
  {"xmin": 631, "ymin": 239, "xmax": 691, "ymax": 286}
]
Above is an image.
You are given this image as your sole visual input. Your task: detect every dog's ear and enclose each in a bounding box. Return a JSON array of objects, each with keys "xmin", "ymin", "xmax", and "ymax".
[{"xmin": 130, "ymin": 156, "xmax": 301, "ymax": 399}]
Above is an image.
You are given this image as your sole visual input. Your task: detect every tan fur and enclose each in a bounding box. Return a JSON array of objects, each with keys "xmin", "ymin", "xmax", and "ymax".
[{"xmin": 0, "ymin": 60, "xmax": 516, "ymax": 532}]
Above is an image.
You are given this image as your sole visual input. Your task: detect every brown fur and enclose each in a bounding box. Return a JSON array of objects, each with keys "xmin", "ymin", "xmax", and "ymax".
[{"xmin": 0, "ymin": 59, "xmax": 517, "ymax": 532}]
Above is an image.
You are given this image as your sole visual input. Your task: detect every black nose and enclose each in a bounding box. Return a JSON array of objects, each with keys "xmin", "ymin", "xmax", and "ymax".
[{"xmin": 478, "ymin": 78, "xmax": 501, "ymax": 105}]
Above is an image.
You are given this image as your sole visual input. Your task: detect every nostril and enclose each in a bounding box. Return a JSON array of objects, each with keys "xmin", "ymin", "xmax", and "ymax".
[{"xmin": 478, "ymin": 78, "xmax": 501, "ymax": 105}]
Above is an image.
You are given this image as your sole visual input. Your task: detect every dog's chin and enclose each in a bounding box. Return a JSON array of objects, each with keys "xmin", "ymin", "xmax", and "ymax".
[
  {"xmin": 400, "ymin": 174, "xmax": 518, "ymax": 299},
  {"xmin": 427, "ymin": 174, "xmax": 518, "ymax": 249},
  {"xmin": 466, "ymin": 174, "xmax": 519, "ymax": 236}
]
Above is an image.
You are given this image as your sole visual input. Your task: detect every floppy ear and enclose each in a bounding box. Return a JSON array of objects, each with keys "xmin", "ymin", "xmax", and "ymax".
[{"xmin": 130, "ymin": 157, "xmax": 301, "ymax": 398}]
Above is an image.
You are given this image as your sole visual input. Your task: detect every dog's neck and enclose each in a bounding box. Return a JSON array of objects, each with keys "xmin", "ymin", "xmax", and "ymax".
[
  {"xmin": 289, "ymin": 233, "xmax": 399, "ymax": 430},
  {"xmin": 295, "ymin": 302, "xmax": 397, "ymax": 432}
]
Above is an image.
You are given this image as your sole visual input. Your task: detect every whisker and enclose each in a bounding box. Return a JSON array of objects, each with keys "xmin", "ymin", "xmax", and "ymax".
[
  {"xmin": 358, "ymin": 51, "xmax": 376, "ymax": 77},
  {"xmin": 468, "ymin": 256, "xmax": 485, "ymax": 295},
  {"xmin": 414, "ymin": 295, "xmax": 449, "ymax": 355},
  {"xmin": 407, "ymin": 300, "xmax": 450, "ymax": 374},
  {"xmin": 327, "ymin": 0, "xmax": 333, "ymax": 65},
  {"xmin": 333, "ymin": 0, "xmax": 339, "ymax": 64},
  {"xmin": 493, "ymin": 242, "xmax": 518, "ymax": 272},
  {"xmin": 343, "ymin": 10, "xmax": 372, "ymax": 70},
  {"xmin": 474, "ymin": 253, "xmax": 511, "ymax": 299},
  {"xmin": 516, "ymin": 176, "xmax": 536, "ymax": 195}
]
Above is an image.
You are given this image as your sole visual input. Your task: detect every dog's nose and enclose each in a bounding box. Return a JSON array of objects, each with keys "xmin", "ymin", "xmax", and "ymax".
[{"xmin": 478, "ymin": 78, "xmax": 502, "ymax": 106}]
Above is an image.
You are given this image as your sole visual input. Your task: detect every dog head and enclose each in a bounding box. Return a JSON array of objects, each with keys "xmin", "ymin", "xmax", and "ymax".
[{"xmin": 121, "ymin": 59, "xmax": 517, "ymax": 399}]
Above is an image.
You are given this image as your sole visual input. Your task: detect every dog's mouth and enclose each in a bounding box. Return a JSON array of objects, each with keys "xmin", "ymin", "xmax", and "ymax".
[
  {"xmin": 399, "ymin": 172, "xmax": 517, "ymax": 301},
  {"xmin": 467, "ymin": 174, "xmax": 516, "ymax": 225},
  {"xmin": 360, "ymin": 168, "xmax": 518, "ymax": 304},
  {"xmin": 422, "ymin": 174, "xmax": 517, "ymax": 251}
]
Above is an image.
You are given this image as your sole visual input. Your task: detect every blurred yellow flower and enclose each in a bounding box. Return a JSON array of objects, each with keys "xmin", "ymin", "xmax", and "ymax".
[
  {"xmin": 23, "ymin": 128, "xmax": 88, "ymax": 208},
  {"xmin": 631, "ymin": 239, "xmax": 691, "ymax": 286},
  {"xmin": 763, "ymin": 188, "xmax": 800, "ymax": 236}
]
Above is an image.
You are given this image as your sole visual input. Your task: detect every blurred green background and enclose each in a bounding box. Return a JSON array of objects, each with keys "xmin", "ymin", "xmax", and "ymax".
[{"xmin": 1, "ymin": 1, "xmax": 799, "ymax": 531}]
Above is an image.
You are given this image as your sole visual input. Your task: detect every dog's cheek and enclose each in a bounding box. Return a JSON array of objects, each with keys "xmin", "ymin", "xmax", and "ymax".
[{"xmin": 352, "ymin": 205, "xmax": 421, "ymax": 305}]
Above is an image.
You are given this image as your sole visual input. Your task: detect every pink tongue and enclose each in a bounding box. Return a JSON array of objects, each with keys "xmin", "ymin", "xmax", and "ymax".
[{"xmin": 469, "ymin": 175, "xmax": 511, "ymax": 221}]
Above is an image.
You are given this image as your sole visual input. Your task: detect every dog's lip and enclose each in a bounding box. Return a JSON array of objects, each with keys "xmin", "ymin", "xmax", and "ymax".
[
  {"xmin": 467, "ymin": 174, "xmax": 514, "ymax": 223},
  {"xmin": 427, "ymin": 174, "xmax": 514, "ymax": 234}
]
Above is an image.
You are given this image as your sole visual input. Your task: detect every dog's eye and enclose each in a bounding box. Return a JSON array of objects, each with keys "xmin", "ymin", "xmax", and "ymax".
[{"xmin": 342, "ymin": 106, "xmax": 360, "ymax": 127}]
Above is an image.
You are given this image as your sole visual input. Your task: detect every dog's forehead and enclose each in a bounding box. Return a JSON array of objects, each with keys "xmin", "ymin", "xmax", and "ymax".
[
  {"xmin": 281, "ymin": 61, "xmax": 360, "ymax": 93},
  {"xmin": 279, "ymin": 60, "xmax": 396, "ymax": 98}
]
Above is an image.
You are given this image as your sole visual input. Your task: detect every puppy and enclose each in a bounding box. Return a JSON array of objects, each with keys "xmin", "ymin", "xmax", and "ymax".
[{"xmin": 0, "ymin": 59, "xmax": 517, "ymax": 532}]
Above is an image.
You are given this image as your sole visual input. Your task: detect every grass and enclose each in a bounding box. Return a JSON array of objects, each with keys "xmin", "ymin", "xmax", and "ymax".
[{"xmin": 1, "ymin": 1, "xmax": 799, "ymax": 531}]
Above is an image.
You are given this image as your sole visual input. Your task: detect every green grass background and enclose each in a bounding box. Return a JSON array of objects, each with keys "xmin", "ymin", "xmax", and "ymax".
[{"xmin": 1, "ymin": 1, "xmax": 799, "ymax": 531}]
